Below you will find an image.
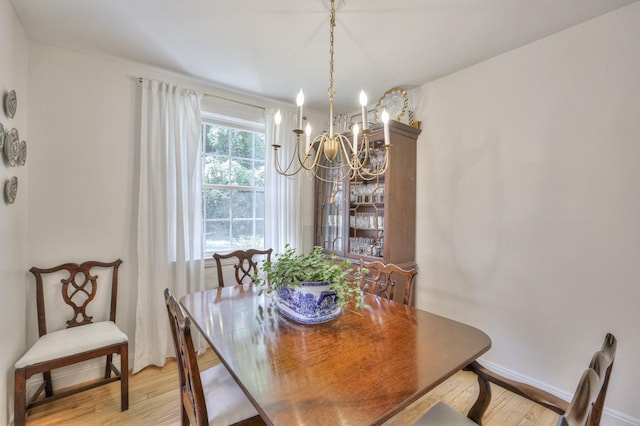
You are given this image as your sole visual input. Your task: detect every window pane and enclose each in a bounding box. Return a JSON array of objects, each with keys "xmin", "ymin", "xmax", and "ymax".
[
  {"xmin": 205, "ymin": 125, "xmax": 231, "ymax": 155},
  {"xmin": 231, "ymin": 130, "xmax": 253, "ymax": 159},
  {"xmin": 204, "ymin": 189, "xmax": 230, "ymax": 219},
  {"xmin": 203, "ymin": 124, "xmax": 214, "ymax": 154},
  {"xmin": 256, "ymin": 191, "xmax": 264, "ymax": 218},
  {"xmin": 255, "ymin": 219, "xmax": 264, "ymax": 238},
  {"xmin": 205, "ymin": 220, "xmax": 230, "ymax": 252},
  {"xmin": 232, "ymin": 220, "xmax": 253, "ymax": 244},
  {"xmin": 254, "ymin": 160, "xmax": 265, "ymax": 187},
  {"xmin": 254, "ymin": 133, "xmax": 265, "ymax": 160},
  {"xmin": 203, "ymin": 155, "xmax": 232, "ymax": 185},
  {"xmin": 231, "ymin": 159, "xmax": 253, "ymax": 186},
  {"xmin": 232, "ymin": 191, "xmax": 253, "ymax": 219}
]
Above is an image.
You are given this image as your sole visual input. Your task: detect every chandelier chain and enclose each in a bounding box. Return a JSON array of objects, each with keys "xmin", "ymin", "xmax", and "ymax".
[{"xmin": 328, "ymin": 0, "xmax": 335, "ymax": 102}]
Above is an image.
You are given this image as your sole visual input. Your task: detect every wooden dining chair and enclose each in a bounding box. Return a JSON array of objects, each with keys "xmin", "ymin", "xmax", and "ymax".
[
  {"xmin": 213, "ymin": 248, "xmax": 272, "ymax": 287},
  {"xmin": 164, "ymin": 289, "xmax": 265, "ymax": 426},
  {"xmin": 414, "ymin": 333, "xmax": 617, "ymax": 426},
  {"xmin": 14, "ymin": 259, "xmax": 128, "ymax": 426},
  {"xmin": 359, "ymin": 259, "xmax": 417, "ymax": 305}
]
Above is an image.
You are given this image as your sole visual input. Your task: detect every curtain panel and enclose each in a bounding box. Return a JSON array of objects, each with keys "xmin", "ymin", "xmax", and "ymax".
[
  {"xmin": 134, "ymin": 79, "xmax": 204, "ymax": 373},
  {"xmin": 264, "ymin": 108, "xmax": 304, "ymax": 255}
]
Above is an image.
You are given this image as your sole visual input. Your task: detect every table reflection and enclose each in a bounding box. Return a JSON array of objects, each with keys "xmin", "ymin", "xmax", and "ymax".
[{"xmin": 181, "ymin": 284, "xmax": 490, "ymax": 426}]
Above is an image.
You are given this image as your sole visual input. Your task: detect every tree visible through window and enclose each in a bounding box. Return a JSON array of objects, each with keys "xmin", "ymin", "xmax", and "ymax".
[{"xmin": 202, "ymin": 120, "xmax": 265, "ymax": 253}]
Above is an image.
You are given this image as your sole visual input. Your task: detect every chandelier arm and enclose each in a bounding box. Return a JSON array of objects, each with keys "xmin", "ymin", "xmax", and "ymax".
[
  {"xmin": 312, "ymin": 160, "xmax": 351, "ymax": 183},
  {"xmin": 353, "ymin": 135, "xmax": 370, "ymax": 171},
  {"xmin": 273, "ymin": 154, "xmax": 306, "ymax": 176},
  {"xmin": 345, "ymin": 166, "xmax": 357, "ymax": 182},
  {"xmin": 294, "ymin": 133, "xmax": 318, "ymax": 172},
  {"xmin": 304, "ymin": 134, "xmax": 329, "ymax": 173},
  {"xmin": 272, "ymin": 141, "xmax": 307, "ymax": 177},
  {"xmin": 313, "ymin": 173, "xmax": 341, "ymax": 184},
  {"xmin": 334, "ymin": 133, "xmax": 360, "ymax": 172},
  {"xmin": 342, "ymin": 132, "xmax": 373, "ymax": 173}
]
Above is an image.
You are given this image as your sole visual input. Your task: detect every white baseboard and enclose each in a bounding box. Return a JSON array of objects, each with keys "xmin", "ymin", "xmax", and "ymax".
[{"xmin": 478, "ymin": 358, "xmax": 639, "ymax": 426}]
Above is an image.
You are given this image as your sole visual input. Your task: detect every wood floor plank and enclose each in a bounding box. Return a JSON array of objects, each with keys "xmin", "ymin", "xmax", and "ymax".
[{"xmin": 25, "ymin": 350, "xmax": 559, "ymax": 426}]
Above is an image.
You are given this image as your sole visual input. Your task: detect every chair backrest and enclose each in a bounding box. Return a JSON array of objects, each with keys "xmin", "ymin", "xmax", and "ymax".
[
  {"xmin": 359, "ymin": 260, "xmax": 417, "ymax": 305},
  {"xmin": 213, "ymin": 248, "xmax": 273, "ymax": 286},
  {"xmin": 29, "ymin": 259, "xmax": 123, "ymax": 337},
  {"xmin": 164, "ymin": 288, "xmax": 207, "ymax": 425},
  {"xmin": 560, "ymin": 333, "xmax": 617, "ymax": 426},
  {"xmin": 467, "ymin": 333, "xmax": 617, "ymax": 426}
]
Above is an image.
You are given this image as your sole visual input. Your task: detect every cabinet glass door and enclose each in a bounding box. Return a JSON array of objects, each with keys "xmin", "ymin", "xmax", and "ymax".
[
  {"xmin": 315, "ymin": 164, "xmax": 344, "ymax": 254},
  {"xmin": 347, "ymin": 139, "xmax": 386, "ymax": 259}
]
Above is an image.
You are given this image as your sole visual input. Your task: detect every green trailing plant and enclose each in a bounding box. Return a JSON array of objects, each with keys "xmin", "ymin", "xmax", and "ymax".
[{"xmin": 252, "ymin": 245, "xmax": 367, "ymax": 311}]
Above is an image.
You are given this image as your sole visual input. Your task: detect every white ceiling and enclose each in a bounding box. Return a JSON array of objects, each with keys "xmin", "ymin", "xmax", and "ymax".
[{"xmin": 9, "ymin": 0, "xmax": 638, "ymax": 112}]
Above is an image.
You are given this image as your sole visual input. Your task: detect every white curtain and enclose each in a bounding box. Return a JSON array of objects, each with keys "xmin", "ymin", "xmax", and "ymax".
[
  {"xmin": 264, "ymin": 108, "xmax": 304, "ymax": 254},
  {"xmin": 134, "ymin": 79, "xmax": 205, "ymax": 373}
]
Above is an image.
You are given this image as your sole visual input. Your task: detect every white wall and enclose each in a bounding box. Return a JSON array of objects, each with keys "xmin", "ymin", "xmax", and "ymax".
[
  {"xmin": 414, "ymin": 3, "xmax": 640, "ymax": 425},
  {"xmin": 26, "ymin": 43, "xmax": 140, "ymax": 384},
  {"xmin": 0, "ymin": 0, "xmax": 28, "ymax": 424},
  {"xmin": 23, "ymin": 37, "xmax": 314, "ymax": 411}
]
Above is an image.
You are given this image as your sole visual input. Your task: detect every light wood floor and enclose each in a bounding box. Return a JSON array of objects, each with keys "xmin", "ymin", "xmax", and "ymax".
[{"xmin": 25, "ymin": 350, "xmax": 559, "ymax": 426}]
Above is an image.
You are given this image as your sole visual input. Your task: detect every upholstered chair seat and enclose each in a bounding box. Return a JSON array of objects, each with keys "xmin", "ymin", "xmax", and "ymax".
[
  {"xmin": 201, "ymin": 364, "xmax": 261, "ymax": 425},
  {"xmin": 15, "ymin": 321, "xmax": 127, "ymax": 368}
]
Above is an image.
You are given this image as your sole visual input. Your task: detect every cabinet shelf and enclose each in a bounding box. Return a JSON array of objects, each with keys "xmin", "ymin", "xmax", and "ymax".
[
  {"xmin": 348, "ymin": 253, "xmax": 383, "ymax": 260},
  {"xmin": 349, "ymin": 202, "xmax": 384, "ymax": 208}
]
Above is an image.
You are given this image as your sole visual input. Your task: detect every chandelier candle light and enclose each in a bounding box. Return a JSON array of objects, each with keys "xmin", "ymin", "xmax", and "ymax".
[{"xmin": 272, "ymin": 0, "xmax": 390, "ymax": 183}]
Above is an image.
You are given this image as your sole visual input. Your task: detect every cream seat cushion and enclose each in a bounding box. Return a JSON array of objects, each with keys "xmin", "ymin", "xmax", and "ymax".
[
  {"xmin": 202, "ymin": 364, "xmax": 260, "ymax": 425},
  {"xmin": 15, "ymin": 321, "xmax": 127, "ymax": 369},
  {"xmin": 413, "ymin": 401, "xmax": 478, "ymax": 425}
]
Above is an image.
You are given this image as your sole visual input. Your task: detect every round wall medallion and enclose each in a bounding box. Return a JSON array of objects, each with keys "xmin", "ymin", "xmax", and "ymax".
[
  {"xmin": 4, "ymin": 90, "xmax": 17, "ymax": 119},
  {"xmin": 18, "ymin": 140, "xmax": 27, "ymax": 166},
  {"xmin": 4, "ymin": 128, "xmax": 19, "ymax": 166},
  {"xmin": 0, "ymin": 122, "xmax": 4, "ymax": 154},
  {"xmin": 5, "ymin": 176, "xmax": 18, "ymax": 205}
]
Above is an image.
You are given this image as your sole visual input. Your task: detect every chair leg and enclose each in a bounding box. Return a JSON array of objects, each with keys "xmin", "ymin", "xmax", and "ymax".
[
  {"xmin": 120, "ymin": 343, "xmax": 129, "ymax": 411},
  {"xmin": 181, "ymin": 403, "xmax": 190, "ymax": 426},
  {"xmin": 43, "ymin": 371, "xmax": 53, "ymax": 397},
  {"xmin": 105, "ymin": 354, "xmax": 114, "ymax": 379},
  {"xmin": 14, "ymin": 368, "xmax": 27, "ymax": 426}
]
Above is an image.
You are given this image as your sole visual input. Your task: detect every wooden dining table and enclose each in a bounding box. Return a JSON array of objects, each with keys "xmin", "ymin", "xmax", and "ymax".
[{"xmin": 180, "ymin": 284, "xmax": 491, "ymax": 426}]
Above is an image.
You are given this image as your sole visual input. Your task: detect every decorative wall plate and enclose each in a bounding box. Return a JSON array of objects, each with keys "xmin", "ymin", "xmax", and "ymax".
[
  {"xmin": 0, "ymin": 122, "xmax": 4, "ymax": 154},
  {"xmin": 5, "ymin": 176, "xmax": 17, "ymax": 205},
  {"xmin": 375, "ymin": 87, "xmax": 408, "ymax": 123},
  {"xmin": 18, "ymin": 140, "xmax": 27, "ymax": 166},
  {"xmin": 4, "ymin": 128, "xmax": 19, "ymax": 166},
  {"xmin": 4, "ymin": 90, "xmax": 17, "ymax": 119}
]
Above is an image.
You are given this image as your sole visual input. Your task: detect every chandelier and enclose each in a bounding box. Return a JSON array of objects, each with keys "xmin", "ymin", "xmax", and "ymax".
[{"xmin": 271, "ymin": 0, "xmax": 390, "ymax": 183}]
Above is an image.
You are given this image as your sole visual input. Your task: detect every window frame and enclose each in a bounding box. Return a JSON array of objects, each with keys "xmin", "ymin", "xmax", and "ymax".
[{"xmin": 201, "ymin": 112, "xmax": 266, "ymax": 255}]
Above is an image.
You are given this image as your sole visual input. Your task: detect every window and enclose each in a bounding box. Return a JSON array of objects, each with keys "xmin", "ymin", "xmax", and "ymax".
[{"xmin": 202, "ymin": 113, "xmax": 265, "ymax": 254}]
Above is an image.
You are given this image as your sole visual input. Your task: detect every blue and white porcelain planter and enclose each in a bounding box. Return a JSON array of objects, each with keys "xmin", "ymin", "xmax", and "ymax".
[{"xmin": 276, "ymin": 282, "xmax": 342, "ymax": 324}]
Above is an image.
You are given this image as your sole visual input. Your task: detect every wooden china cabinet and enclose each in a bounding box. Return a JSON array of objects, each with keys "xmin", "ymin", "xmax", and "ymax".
[{"xmin": 314, "ymin": 120, "xmax": 421, "ymax": 268}]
